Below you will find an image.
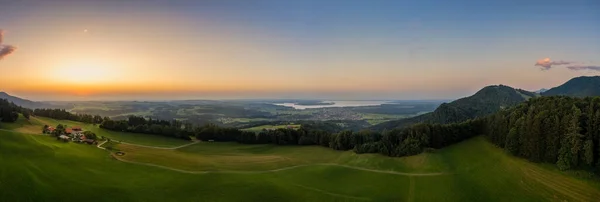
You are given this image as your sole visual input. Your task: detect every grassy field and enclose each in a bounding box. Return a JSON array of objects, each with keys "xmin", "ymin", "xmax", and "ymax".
[
  {"xmin": 241, "ymin": 124, "xmax": 301, "ymax": 133},
  {"xmin": 2, "ymin": 117, "xmax": 600, "ymax": 201},
  {"xmin": 114, "ymin": 141, "xmax": 447, "ymax": 173},
  {"xmin": 0, "ymin": 115, "xmax": 191, "ymax": 147},
  {"xmin": 360, "ymin": 113, "xmax": 412, "ymax": 125},
  {"xmin": 112, "ymin": 137, "xmax": 600, "ymax": 201}
]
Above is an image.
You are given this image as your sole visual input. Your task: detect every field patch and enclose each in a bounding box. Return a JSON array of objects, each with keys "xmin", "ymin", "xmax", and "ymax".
[{"xmin": 241, "ymin": 124, "xmax": 301, "ymax": 133}]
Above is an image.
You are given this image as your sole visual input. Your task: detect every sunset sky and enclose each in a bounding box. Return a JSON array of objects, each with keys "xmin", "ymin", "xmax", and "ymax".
[{"xmin": 0, "ymin": 0, "xmax": 599, "ymax": 101}]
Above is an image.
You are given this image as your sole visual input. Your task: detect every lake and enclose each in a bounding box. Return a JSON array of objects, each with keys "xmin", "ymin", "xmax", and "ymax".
[{"xmin": 273, "ymin": 101, "xmax": 390, "ymax": 110}]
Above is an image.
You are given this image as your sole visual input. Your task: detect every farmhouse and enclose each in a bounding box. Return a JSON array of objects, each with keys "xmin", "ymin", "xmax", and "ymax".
[
  {"xmin": 72, "ymin": 126, "xmax": 82, "ymax": 131},
  {"xmin": 65, "ymin": 126, "xmax": 84, "ymax": 135},
  {"xmin": 58, "ymin": 135, "xmax": 70, "ymax": 142}
]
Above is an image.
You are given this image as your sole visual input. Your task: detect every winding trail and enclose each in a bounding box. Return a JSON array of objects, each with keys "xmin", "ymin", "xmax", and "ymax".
[
  {"xmin": 97, "ymin": 140, "xmax": 108, "ymax": 150},
  {"xmin": 115, "ymin": 140, "xmax": 199, "ymax": 150}
]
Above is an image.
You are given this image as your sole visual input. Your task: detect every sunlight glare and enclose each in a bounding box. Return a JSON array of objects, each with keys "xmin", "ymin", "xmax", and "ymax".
[{"xmin": 53, "ymin": 61, "xmax": 116, "ymax": 84}]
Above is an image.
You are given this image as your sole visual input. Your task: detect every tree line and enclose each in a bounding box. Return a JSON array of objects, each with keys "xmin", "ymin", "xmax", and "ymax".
[
  {"xmin": 99, "ymin": 115, "xmax": 194, "ymax": 140},
  {"xmin": 191, "ymin": 119, "xmax": 484, "ymax": 158},
  {"xmin": 485, "ymin": 96, "xmax": 600, "ymax": 172},
  {"xmin": 0, "ymin": 99, "xmax": 32, "ymax": 123},
  {"xmin": 33, "ymin": 108, "xmax": 103, "ymax": 124}
]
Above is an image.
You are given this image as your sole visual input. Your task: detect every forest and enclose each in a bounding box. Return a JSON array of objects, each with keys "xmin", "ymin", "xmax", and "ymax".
[
  {"xmin": 0, "ymin": 99, "xmax": 32, "ymax": 123},
  {"xmin": 486, "ymin": 96, "xmax": 600, "ymax": 171}
]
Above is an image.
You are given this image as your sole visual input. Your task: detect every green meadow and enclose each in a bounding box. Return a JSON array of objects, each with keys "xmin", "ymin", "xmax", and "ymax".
[
  {"xmin": 1, "ymin": 117, "xmax": 600, "ymax": 201},
  {"xmin": 241, "ymin": 124, "xmax": 301, "ymax": 133},
  {"xmin": 0, "ymin": 115, "xmax": 190, "ymax": 147}
]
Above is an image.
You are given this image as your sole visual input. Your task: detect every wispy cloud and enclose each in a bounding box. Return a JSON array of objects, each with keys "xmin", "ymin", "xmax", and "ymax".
[
  {"xmin": 534, "ymin": 58, "xmax": 572, "ymax": 70},
  {"xmin": 566, "ymin": 65, "xmax": 600, "ymax": 71},
  {"xmin": 0, "ymin": 29, "xmax": 17, "ymax": 60},
  {"xmin": 534, "ymin": 57, "xmax": 600, "ymax": 71}
]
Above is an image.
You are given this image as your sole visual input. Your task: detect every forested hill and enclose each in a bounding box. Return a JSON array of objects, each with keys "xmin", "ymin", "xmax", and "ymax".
[
  {"xmin": 0, "ymin": 92, "xmax": 44, "ymax": 109},
  {"xmin": 371, "ymin": 85, "xmax": 535, "ymax": 131},
  {"xmin": 486, "ymin": 96, "xmax": 600, "ymax": 171},
  {"xmin": 542, "ymin": 76, "xmax": 600, "ymax": 97}
]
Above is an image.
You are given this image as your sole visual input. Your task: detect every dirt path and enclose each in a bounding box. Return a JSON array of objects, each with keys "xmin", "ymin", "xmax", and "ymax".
[
  {"xmin": 97, "ymin": 140, "xmax": 108, "ymax": 150},
  {"xmin": 115, "ymin": 140, "xmax": 199, "ymax": 150}
]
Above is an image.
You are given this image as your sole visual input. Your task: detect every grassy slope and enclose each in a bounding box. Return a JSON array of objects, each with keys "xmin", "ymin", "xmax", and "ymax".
[
  {"xmin": 1, "ymin": 115, "xmax": 190, "ymax": 147},
  {"xmin": 114, "ymin": 136, "xmax": 600, "ymax": 201},
  {"xmin": 2, "ymin": 117, "xmax": 600, "ymax": 201},
  {"xmin": 0, "ymin": 130, "xmax": 415, "ymax": 201},
  {"xmin": 115, "ymin": 141, "xmax": 447, "ymax": 173}
]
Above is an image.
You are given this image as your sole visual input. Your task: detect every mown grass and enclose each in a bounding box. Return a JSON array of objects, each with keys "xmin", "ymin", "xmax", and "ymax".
[
  {"xmin": 116, "ymin": 141, "xmax": 448, "ymax": 173},
  {"xmin": 114, "ymin": 136, "xmax": 600, "ymax": 201},
  {"xmin": 2, "ymin": 117, "xmax": 600, "ymax": 201}
]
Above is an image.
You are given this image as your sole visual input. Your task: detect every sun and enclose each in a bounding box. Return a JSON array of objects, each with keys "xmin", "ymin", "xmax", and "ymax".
[{"xmin": 53, "ymin": 61, "xmax": 116, "ymax": 84}]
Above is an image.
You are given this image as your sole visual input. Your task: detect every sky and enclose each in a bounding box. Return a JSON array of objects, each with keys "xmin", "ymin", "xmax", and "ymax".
[{"xmin": 0, "ymin": 0, "xmax": 599, "ymax": 101}]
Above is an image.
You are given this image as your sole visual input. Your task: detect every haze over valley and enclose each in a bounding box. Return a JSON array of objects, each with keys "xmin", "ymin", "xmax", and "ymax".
[{"xmin": 1, "ymin": 0, "xmax": 599, "ymax": 201}]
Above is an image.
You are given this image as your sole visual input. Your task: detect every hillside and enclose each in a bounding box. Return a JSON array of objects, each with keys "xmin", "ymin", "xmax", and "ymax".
[
  {"xmin": 1, "ymin": 123, "xmax": 599, "ymax": 201},
  {"xmin": 0, "ymin": 92, "xmax": 44, "ymax": 109},
  {"xmin": 542, "ymin": 76, "xmax": 600, "ymax": 97},
  {"xmin": 372, "ymin": 85, "xmax": 535, "ymax": 130}
]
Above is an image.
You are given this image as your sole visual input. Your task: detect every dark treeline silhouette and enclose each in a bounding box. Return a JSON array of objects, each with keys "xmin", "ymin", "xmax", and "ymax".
[
  {"xmin": 100, "ymin": 116, "xmax": 194, "ymax": 140},
  {"xmin": 485, "ymin": 96, "xmax": 600, "ymax": 172},
  {"xmin": 34, "ymin": 108, "xmax": 103, "ymax": 124},
  {"xmin": 193, "ymin": 119, "xmax": 484, "ymax": 158},
  {"xmin": 0, "ymin": 98, "xmax": 32, "ymax": 122},
  {"xmin": 354, "ymin": 120, "xmax": 484, "ymax": 157}
]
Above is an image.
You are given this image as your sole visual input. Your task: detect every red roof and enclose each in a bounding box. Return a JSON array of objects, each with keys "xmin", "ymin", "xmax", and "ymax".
[
  {"xmin": 65, "ymin": 128, "xmax": 73, "ymax": 134},
  {"xmin": 72, "ymin": 126, "xmax": 82, "ymax": 131}
]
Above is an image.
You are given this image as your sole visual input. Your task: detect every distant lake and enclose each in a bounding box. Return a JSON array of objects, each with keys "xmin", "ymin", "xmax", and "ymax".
[{"xmin": 273, "ymin": 101, "xmax": 390, "ymax": 110}]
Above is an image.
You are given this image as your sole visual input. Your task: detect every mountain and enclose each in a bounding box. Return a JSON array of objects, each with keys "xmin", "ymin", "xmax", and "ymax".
[
  {"xmin": 535, "ymin": 88, "xmax": 548, "ymax": 93},
  {"xmin": 371, "ymin": 85, "xmax": 535, "ymax": 130},
  {"xmin": 542, "ymin": 76, "xmax": 600, "ymax": 97},
  {"xmin": 0, "ymin": 92, "xmax": 44, "ymax": 109}
]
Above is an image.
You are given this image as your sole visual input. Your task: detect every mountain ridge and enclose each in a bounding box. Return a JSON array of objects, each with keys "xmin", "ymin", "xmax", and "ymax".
[
  {"xmin": 0, "ymin": 92, "xmax": 45, "ymax": 109},
  {"xmin": 371, "ymin": 85, "xmax": 535, "ymax": 130},
  {"xmin": 542, "ymin": 76, "xmax": 600, "ymax": 97}
]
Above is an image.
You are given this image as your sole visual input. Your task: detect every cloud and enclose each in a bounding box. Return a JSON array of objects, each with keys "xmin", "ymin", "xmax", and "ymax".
[
  {"xmin": 0, "ymin": 29, "xmax": 17, "ymax": 60},
  {"xmin": 0, "ymin": 45, "xmax": 17, "ymax": 59},
  {"xmin": 535, "ymin": 57, "xmax": 600, "ymax": 71},
  {"xmin": 566, "ymin": 65, "xmax": 600, "ymax": 71},
  {"xmin": 534, "ymin": 58, "xmax": 572, "ymax": 70}
]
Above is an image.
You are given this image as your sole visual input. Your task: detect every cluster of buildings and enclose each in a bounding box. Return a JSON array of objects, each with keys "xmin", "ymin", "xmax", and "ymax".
[{"xmin": 48, "ymin": 126, "xmax": 97, "ymax": 144}]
